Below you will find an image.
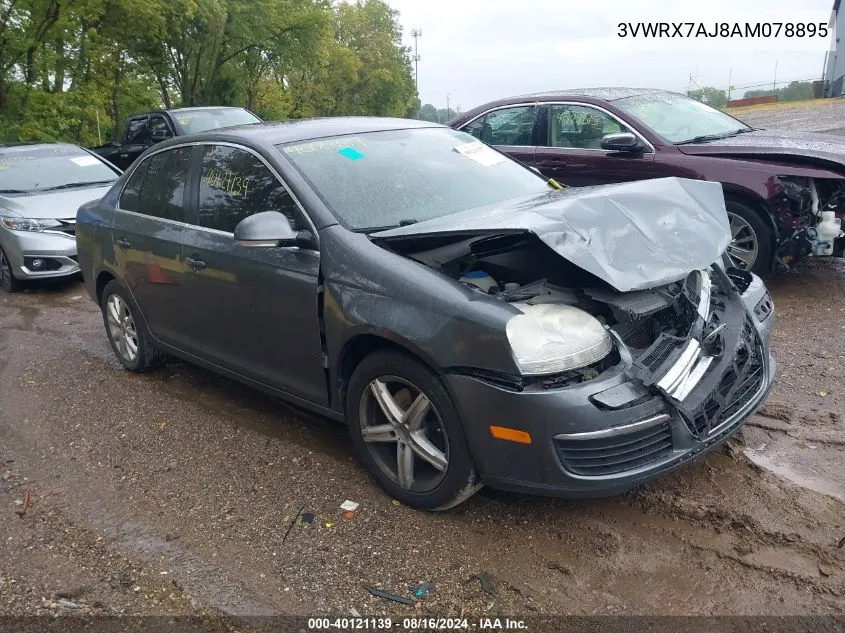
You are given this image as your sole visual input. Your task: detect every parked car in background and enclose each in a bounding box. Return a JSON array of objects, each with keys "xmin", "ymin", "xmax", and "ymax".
[
  {"xmin": 0, "ymin": 142, "xmax": 120, "ymax": 292},
  {"xmin": 76, "ymin": 119, "xmax": 774, "ymax": 510},
  {"xmin": 90, "ymin": 106, "xmax": 261, "ymax": 171},
  {"xmin": 450, "ymin": 88, "xmax": 845, "ymax": 274}
]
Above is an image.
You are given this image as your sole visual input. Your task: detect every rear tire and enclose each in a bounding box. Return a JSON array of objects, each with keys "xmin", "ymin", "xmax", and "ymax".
[
  {"xmin": 0, "ymin": 245, "xmax": 23, "ymax": 293},
  {"xmin": 347, "ymin": 350, "xmax": 481, "ymax": 511},
  {"xmin": 101, "ymin": 280, "xmax": 165, "ymax": 373},
  {"xmin": 725, "ymin": 199, "xmax": 773, "ymax": 275}
]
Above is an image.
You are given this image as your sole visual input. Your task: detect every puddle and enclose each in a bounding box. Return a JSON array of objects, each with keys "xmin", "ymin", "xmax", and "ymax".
[{"xmin": 744, "ymin": 428, "xmax": 845, "ymax": 503}]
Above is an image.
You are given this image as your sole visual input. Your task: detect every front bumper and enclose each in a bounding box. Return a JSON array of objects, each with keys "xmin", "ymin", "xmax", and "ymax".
[
  {"xmin": 444, "ymin": 275, "xmax": 775, "ymax": 498},
  {"xmin": 0, "ymin": 227, "xmax": 79, "ymax": 280}
]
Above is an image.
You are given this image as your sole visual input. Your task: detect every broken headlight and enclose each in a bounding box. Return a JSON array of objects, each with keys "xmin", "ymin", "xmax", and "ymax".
[{"xmin": 505, "ymin": 304, "xmax": 613, "ymax": 375}]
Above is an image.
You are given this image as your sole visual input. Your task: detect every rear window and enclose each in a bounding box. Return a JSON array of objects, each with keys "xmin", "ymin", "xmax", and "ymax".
[
  {"xmin": 278, "ymin": 127, "xmax": 549, "ymax": 231},
  {"xmin": 0, "ymin": 146, "xmax": 118, "ymax": 193}
]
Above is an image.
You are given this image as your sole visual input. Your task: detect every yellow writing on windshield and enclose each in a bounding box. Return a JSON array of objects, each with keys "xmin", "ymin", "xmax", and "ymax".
[
  {"xmin": 284, "ymin": 138, "xmax": 366, "ymax": 155},
  {"xmin": 205, "ymin": 168, "xmax": 249, "ymax": 197}
]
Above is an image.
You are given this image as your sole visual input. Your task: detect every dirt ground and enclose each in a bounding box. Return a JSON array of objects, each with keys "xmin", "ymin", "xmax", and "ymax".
[
  {"xmin": 730, "ymin": 97, "xmax": 845, "ymax": 136},
  {"xmin": 0, "ymin": 258, "xmax": 843, "ymax": 624},
  {"xmin": 1, "ymin": 105, "xmax": 844, "ymax": 626}
]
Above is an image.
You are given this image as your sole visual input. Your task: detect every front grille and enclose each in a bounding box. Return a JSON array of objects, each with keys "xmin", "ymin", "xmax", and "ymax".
[
  {"xmin": 555, "ymin": 420, "xmax": 673, "ymax": 477},
  {"xmin": 685, "ymin": 318, "xmax": 764, "ymax": 438},
  {"xmin": 754, "ymin": 293, "xmax": 774, "ymax": 321}
]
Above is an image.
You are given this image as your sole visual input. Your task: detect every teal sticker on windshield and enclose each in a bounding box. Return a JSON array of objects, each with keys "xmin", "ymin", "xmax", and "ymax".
[{"xmin": 338, "ymin": 147, "xmax": 364, "ymax": 161}]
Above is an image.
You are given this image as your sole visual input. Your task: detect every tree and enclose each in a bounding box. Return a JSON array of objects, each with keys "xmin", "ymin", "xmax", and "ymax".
[
  {"xmin": 688, "ymin": 86, "xmax": 727, "ymax": 108},
  {"xmin": 0, "ymin": 0, "xmax": 418, "ymax": 144}
]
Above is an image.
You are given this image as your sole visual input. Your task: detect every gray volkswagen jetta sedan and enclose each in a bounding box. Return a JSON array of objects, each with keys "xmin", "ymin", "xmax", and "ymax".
[
  {"xmin": 0, "ymin": 142, "xmax": 120, "ymax": 292},
  {"xmin": 76, "ymin": 118, "xmax": 775, "ymax": 510}
]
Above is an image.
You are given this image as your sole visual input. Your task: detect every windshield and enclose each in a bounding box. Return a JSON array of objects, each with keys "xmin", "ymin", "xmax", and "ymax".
[
  {"xmin": 0, "ymin": 146, "xmax": 118, "ymax": 193},
  {"xmin": 614, "ymin": 92, "xmax": 751, "ymax": 144},
  {"xmin": 279, "ymin": 127, "xmax": 550, "ymax": 230},
  {"xmin": 173, "ymin": 108, "xmax": 261, "ymax": 134}
]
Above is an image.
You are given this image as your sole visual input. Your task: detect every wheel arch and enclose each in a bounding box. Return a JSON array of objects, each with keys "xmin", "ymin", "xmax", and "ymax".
[
  {"xmin": 95, "ymin": 270, "xmax": 116, "ymax": 305},
  {"xmin": 720, "ymin": 184, "xmax": 779, "ymax": 248},
  {"xmin": 335, "ymin": 332, "xmax": 441, "ymax": 416}
]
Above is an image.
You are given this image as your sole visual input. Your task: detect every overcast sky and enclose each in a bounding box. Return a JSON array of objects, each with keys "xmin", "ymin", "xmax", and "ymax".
[{"xmin": 386, "ymin": 0, "xmax": 835, "ymax": 111}]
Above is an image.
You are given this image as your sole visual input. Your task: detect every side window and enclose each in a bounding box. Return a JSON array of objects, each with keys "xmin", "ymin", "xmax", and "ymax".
[
  {"xmin": 135, "ymin": 147, "xmax": 193, "ymax": 222},
  {"xmin": 197, "ymin": 145, "xmax": 303, "ymax": 234},
  {"xmin": 125, "ymin": 116, "xmax": 150, "ymax": 145},
  {"xmin": 462, "ymin": 118, "xmax": 484, "ymax": 139},
  {"xmin": 149, "ymin": 115, "xmax": 172, "ymax": 140},
  {"xmin": 548, "ymin": 105, "xmax": 632, "ymax": 149},
  {"xmin": 479, "ymin": 106, "xmax": 536, "ymax": 146},
  {"xmin": 118, "ymin": 159, "xmax": 150, "ymax": 212}
]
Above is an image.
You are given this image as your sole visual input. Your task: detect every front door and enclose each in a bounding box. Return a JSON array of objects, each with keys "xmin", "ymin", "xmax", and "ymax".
[
  {"xmin": 534, "ymin": 104, "xmax": 655, "ymax": 187},
  {"xmin": 179, "ymin": 144, "xmax": 327, "ymax": 405},
  {"xmin": 111, "ymin": 146, "xmax": 194, "ymax": 347},
  {"xmin": 462, "ymin": 105, "xmax": 539, "ymax": 167}
]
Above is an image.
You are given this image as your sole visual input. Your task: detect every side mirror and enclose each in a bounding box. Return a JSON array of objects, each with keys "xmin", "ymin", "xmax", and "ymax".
[
  {"xmin": 600, "ymin": 132, "xmax": 643, "ymax": 153},
  {"xmin": 234, "ymin": 211, "xmax": 313, "ymax": 248},
  {"xmin": 150, "ymin": 129, "xmax": 171, "ymax": 143}
]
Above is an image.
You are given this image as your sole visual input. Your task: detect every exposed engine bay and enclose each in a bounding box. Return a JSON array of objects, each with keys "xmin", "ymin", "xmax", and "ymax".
[{"xmin": 770, "ymin": 176, "xmax": 845, "ymax": 266}]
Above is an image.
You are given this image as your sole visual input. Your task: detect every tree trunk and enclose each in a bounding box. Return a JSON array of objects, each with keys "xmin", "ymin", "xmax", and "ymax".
[{"xmin": 54, "ymin": 38, "xmax": 65, "ymax": 92}]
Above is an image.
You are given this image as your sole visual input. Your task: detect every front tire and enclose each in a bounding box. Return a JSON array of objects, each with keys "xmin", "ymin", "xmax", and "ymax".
[
  {"xmin": 347, "ymin": 350, "xmax": 481, "ymax": 511},
  {"xmin": 0, "ymin": 245, "xmax": 23, "ymax": 293},
  {"xmin": 101, "ymin": 280, "xmax": 164, "ymax": 372},
  {"xmin": 725, "ymin": 199, "xmax": 773, "ymax": 275}
]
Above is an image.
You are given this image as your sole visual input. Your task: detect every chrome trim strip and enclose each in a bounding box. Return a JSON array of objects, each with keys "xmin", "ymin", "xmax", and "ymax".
[
  {"xmin": 673, "ymin": 355, "xmax": 714, "ymax": 402},
  {"xmin": 657, "ymin": 339, "xmax": 701, "ymax": 394},
  {"xmin": 459, "ymin": 101, "xmax": 656, "ymax": 153},
  {"xmin": 698, "ymin": 270, "xmax": 712, "ymax": 320},
  {"xmin": 554, "ymin": 413, "xmax": 671, "ymax": 440}
]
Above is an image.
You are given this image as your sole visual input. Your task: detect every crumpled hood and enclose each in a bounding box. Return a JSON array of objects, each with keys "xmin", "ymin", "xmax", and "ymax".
[
  {"xmin": 373, "ymin": 177, "xmax": 730, "ymax": 293},
  {"xmin": 0, "ymin": 185, "xmax": 111, "ymax": 220},
  {"xmin": 675, "ymin": 129, "xmax": 845, "ymax": 171}
]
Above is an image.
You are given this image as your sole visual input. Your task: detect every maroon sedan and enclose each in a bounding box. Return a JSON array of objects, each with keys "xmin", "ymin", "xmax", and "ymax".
[{"xmin": 450, "ymin": 88, "xmax": 845, "ymax": 274}]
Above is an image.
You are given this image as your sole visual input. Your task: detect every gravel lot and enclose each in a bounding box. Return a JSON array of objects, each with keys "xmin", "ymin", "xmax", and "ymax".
[
  {"xmin": 1, "ymin": 104, "xmax": 844, "ymax": 626},
  {"xmin": 731, "ymin": 98, "xmax": 845, "ymax": 136}
]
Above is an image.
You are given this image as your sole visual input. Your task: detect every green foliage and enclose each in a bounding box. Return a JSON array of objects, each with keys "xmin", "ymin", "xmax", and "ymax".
[
  {"xmin": 0, "ymin": 0, "xmax": 417, "ymax": 145},
  {"xmin": 412, "ymin": 104, "xmax": 456, "ymax": 123},
  {"xmin": 743, "ymin": 81, "xmax": 814, "ymax": 103},
  {"xmin": 688, "ymin": 87, "xmax": 727, "ymax": 109}
]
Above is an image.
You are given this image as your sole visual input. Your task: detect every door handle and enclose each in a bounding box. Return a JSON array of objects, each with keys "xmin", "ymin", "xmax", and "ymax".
[
  {"xmin": 120, "ymin": 153, "xmax": 129, "ymax": 159},
  {"xmin": 184, "ymin": 256, "xmax": 206, "ymax": 271},
  {"xmin": 116, "ymin": 238, "xmax": 130, "ymax": 250},
  {"xmin": 537, "ymin": 159, "xmax": 566, "ymax": 168}
]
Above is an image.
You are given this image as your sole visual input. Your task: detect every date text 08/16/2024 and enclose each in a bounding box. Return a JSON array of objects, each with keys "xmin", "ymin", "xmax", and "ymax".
[{"xmin": 307, "ymin": 617, "xmax": 528, "ymax": 630}]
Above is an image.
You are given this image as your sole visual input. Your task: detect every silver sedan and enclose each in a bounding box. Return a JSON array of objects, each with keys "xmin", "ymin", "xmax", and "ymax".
[{"xmin": 0, "ymin": 143, "xmax": 119, "ymax": 292}]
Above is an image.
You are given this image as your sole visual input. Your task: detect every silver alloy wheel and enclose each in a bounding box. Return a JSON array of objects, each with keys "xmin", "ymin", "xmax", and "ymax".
[
  {"xmin": 106, "ymin": 294, "xmax": 139, "ymax": 363},
  {"xmin": 0, "ymin": 248, "xmax": 12, "ymax": 290},
  {"xmin": 726, "ymin": 211, "xmax": 759, "ymax": 270},
  {"xmin": 359, "ymin": 376, "xmax": 449, "ymax": 492}
]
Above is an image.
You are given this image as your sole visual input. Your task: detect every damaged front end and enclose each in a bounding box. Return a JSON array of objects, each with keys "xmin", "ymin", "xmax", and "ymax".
[{"xmin": 768, "ymin": 175, "xmax": 845, "ymax": 267}]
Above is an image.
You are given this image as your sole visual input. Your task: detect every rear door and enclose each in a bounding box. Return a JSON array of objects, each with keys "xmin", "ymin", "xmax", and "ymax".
[
  {"xmin": 111, "ymin": 146, "xmax": 194, "ymax": 347},
  {"xmin": 178, "ymin": 143, "xmax": 327, "ymax": 404},
  {"xmin": 535, "ymin": 103, "xmax": 655, "ymax": 186},
  {"xmin": 461, "ymin": 105, "xmax": 539, "ymax": 166}
]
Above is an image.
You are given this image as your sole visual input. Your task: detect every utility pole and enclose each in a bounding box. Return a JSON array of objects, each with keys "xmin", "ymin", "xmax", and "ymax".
[
  {"xmin": 411, "ymin": 28, "xmax": 422, "ymax": 92},
  {"xmin": 727, "ymin": 66, "xmax": 732, "ymax": 103},
  {"xmin": 773, "ymin": 59, "xmax": 778, "ymax": 95}
]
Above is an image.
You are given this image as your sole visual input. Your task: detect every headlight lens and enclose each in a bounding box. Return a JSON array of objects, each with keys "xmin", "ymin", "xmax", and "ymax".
[
  {"xmin": 0, "ymin": 217, "xmax": 62, "ymax": 232},
  {"xmin": 506, "ymin": 304, "xmax": 613, "ymax": 375}
]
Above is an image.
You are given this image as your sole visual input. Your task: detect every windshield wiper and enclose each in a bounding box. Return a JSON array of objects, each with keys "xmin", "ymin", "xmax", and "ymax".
[
  {"xmin": 675, "ymin": 129, "xmax": 751, "ymax": 145},
  {"xmin": 39, "ymin": 180, "xmax": 115, "ymax": 191},
  {"xmin": 0, "ymin": 189, "xmax": 30, "ymax": 194}
]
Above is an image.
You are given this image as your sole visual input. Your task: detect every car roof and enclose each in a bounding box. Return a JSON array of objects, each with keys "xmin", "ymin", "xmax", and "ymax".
[
  {"xmin": 169, "ymin": 116, "xmax": 446, "ymax": 147},
  {"xmin": 512, "ymin": 87, "xmax": 671, "ymax": 101},
  {"xmin": 0, "ymin": 141, "xmax": 81, "ymax": 154},
  {"xmin": 165, "ymin": 106, "xmax": 253, "ymax": 114}
]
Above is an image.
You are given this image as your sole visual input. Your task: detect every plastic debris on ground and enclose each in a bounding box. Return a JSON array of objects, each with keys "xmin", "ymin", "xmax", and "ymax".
[
  {"xmin": 340, "ymin": 500, "xmax": 359, "ymax": 512},
  {"xmin": 362, "ymin": 586, "xmax": 415, "ymax": 605},
  {"xmin": 469, "ymin": 572, "xmax": 496, "ymax": 596},
  {"xmin": 344, "ymin": 511, "xmax": 355, "ymax": 520},
  {"xmin": 299, "ymin": 512, "xmax": 315, "ymax": 524},
  {"xmin": 411, "ymin": 582, "xmax": 435, "ymax": 599}
]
